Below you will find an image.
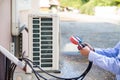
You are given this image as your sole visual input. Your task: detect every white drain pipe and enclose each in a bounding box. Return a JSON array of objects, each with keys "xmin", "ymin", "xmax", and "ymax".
[{"xmin": 0, "ymin": 45, "xmax": 26, "ymax": 71}]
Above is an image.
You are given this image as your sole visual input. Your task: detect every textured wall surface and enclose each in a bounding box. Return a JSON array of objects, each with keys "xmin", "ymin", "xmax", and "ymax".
[{"xmin": 0, "ymin": 0, "xmax": 11, "ymax": 80}]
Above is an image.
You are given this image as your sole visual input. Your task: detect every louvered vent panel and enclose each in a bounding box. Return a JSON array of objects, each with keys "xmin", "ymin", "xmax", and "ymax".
[
  {"xmin": 28, "ymin": 13, "xmax": 59, "ymax": 71},
  {"xmin": 32, "ymin": 18, "xmax": 41, "ymax": 67}
]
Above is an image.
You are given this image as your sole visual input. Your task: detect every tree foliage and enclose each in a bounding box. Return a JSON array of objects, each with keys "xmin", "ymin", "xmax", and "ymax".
[
  {"xmin": 60, "ymin": 0, "xmax": 89, "ymax": 9},
  {"xmin": 60, "ymin": 0, "xmax": 120, "ymax": 15}
]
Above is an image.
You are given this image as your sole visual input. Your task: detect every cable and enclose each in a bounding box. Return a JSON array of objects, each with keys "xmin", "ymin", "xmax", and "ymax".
[
  {"xmin": 6, "ymin": 51, "xmax": 92, "ymax": 80},
  {"xmin": 23, "ymin": 59, "xmax": 47, "ymax": 80},
  {"xmin": 11, "ymin": 64, "xmax": 16, "ymax": 80},
  {"xmin": 8, "ymin": 63, "xmax": 17, "ymax": 80},
  {"xmin": 22, "ymin": 58, "xmax": 92, "ymax": 80},
  {"xmin": 8, "ymin": 57, "xmax": 92, "ymax": 80}
]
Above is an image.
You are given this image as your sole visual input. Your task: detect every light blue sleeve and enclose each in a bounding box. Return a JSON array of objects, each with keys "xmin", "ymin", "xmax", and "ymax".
[
  {"xmin": 95, "ymin": 48, "xmax": 118, "ymax": 57},
  {"xmin": 88, "ymin": 51, "xmax": 120, "ymax": 75},
  {"xmin": 95, "ymin": 42, "xmax": 120, "ymax": 57}
]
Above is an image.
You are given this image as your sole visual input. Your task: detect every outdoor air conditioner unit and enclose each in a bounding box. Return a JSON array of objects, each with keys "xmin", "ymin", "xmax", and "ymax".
[{"xmin": 28, "ymin": 13, "xmax": 60, "ymax": 71}]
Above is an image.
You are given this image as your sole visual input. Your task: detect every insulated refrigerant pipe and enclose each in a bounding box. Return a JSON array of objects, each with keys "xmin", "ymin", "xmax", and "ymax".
[{"xmin": 0, "ymin": 45, "xmax": 26, "ymax": 71}]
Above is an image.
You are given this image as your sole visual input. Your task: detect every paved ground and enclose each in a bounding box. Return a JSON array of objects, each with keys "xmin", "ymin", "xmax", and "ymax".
[{"xmin": 59, "ymin": 12, "xmax": 120, "ymax": 80}]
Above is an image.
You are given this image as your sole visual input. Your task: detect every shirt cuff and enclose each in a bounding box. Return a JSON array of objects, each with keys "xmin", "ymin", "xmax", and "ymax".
[{"xmin": 88, "ymin": 50, "xmax": 96, "ymax": 61}]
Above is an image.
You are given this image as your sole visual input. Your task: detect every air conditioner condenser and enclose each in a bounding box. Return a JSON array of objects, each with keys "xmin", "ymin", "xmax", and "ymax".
[{"xmin": 28, "ymin": 13, "xmax": 60, "ymax": 72}]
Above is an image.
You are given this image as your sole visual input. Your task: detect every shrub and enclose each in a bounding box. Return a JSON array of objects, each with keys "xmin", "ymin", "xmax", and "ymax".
[
  {"xmin": 60, "ymin": 0, "xmax": 120, "ymax": 15},
  {"xmin": 80, "ymin": 0, "xmax": 117, "ymax": 15},
  {"xmin": 60, "ymin": 0, "xmax": 88, "ymax": 9},
  {"xmin": 80, "ymin": 1, "xmax": 95, "ymax": 15}
]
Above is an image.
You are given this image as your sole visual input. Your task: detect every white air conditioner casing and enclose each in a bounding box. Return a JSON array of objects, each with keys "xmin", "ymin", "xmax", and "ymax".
[
  {"xmin": 28, "ymin": 13, "xmax": 59, "ymax": 71},
  {"xmin": 12, "ymin": 0, "xmax": 19, "ymax": 36}
]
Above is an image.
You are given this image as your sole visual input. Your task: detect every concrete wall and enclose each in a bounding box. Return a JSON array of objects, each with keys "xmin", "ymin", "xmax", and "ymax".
[{"xmin": 0, "ymin": 0, "xmax": 11, "ymax": 80}]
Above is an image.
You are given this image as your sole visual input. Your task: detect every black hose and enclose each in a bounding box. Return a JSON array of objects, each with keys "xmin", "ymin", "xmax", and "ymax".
[
  {"xmin": 22, "ymin": 58, "xmax": 92, "ymax": 80},
  {"xmin": 8, "ymin": 57, "xmax": 92, "ymax": 80},
  {"xmin": 8, "ymin": 63, "xmax": 16, "ymax": 80}
]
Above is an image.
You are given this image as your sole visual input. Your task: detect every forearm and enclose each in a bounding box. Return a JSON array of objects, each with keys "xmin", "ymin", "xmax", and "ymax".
[
  {"xmin": 95, "ymin": 42, "xmax": 120, "ymax": 57},
  {"xmin": 95, "ymin": 48, "xmax": 118, "ymax": 57},
  {"xmin": 88, "ymin": 51, "xmax": 120, "ymax": 74}
]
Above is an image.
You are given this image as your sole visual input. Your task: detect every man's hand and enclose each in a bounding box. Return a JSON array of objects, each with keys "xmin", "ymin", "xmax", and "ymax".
[
  {"xmin": 79, "ymin": 46, "xmax": 91, "ymax": 56},
  {"xmin": 84, "ymin": 42, "xmax": 95, "ymax": 51}
]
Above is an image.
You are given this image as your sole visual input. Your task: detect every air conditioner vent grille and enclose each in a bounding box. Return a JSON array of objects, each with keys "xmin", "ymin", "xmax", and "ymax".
[
  {"xmin": 32, "ymin": 17, "xmax": 53, "ymax": 68},
  {"xmin": 29, "ymin": 14, "xmax": 59, "ymax": 71}
]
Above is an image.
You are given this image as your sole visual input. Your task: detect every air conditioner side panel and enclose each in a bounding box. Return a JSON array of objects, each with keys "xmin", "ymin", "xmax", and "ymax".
[
  {"xmin": 28, "ymin": 16, "xmax": 33, "ymax": 62},
  {"xmin": 52, "ymin": 15, "xmax": 60, "ymax": 70}
]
